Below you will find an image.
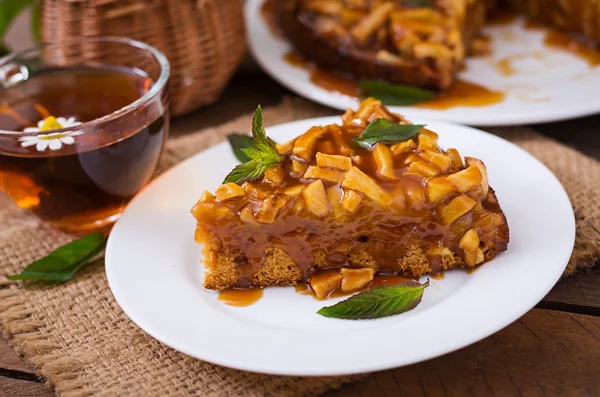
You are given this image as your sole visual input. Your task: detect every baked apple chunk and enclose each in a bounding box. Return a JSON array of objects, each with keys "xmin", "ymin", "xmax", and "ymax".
[{"xmin": 191, "ymin": 98, "xmax": 509, "ymax": 291}]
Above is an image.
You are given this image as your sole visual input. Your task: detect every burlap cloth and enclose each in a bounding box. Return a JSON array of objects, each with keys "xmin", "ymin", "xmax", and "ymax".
[{"xmin": 0, "ymin": 97, "xmax": 598, "ymax": 396}]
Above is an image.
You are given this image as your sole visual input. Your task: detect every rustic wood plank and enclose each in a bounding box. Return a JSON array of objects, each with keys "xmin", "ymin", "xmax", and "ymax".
[
  {"xmin": 542, "ymin": 269, "xmax": 600, "ymax": 311},
  {"xmin": 327, "ymin": 309, "xmax": 600, "ymax": 397},
  {"xmin": 0, "ymin": 377, "xmax": 53, "ymax": 397},
  {"xmin": 0, "ymin": 335, "xmax": 35, "ymax": 373}
]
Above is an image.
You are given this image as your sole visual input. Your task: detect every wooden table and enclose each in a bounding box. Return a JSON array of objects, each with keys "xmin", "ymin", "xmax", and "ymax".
[{"xmin": 1, "ymin": 70, "xmax": 599, "ymax": 397}]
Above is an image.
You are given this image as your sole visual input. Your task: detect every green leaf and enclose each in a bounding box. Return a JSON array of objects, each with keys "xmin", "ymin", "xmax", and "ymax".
[
  {"xmin": 6, "ymin": 232, "xmax": 106, "ymax": 282},
  {"xmin": 360, "ymin": 81, "xmax": 434, "ymax": 106},
  {"xmin": 353, "ymin": 118, "xmax": 425, "ymax": 149},
  {"xmin": 222, "ymin": 105, "xmax": 283, "ymax": 184},
  {"xmin": 30, "ymin": 0, "xmax": 40, "ymax": 42},
  {"xmin": 317, "ymin": 280, "xmax": 429, "ymax": 320},
  {"xmin": 0, "ymin": 0, "xmax": 33, "ymax": 47},
  {"xmin": 227, "ymin": 133, "xmax": 253, "ymax": 163}
]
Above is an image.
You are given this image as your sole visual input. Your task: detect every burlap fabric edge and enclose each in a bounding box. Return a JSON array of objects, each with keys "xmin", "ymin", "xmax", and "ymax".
[{"xmin": 0, "ymin": 97, "xmax": 598, "ymax": 397}]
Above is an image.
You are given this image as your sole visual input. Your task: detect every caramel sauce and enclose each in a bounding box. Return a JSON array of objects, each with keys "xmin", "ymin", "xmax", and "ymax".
[
  {"xmin": 486, "ymin": 11, "xmax": 519, "ymax": 26},
  {"xmin": 416, "ymin": 80, "xmax": 505, "ymax": 109},
  {"xmin": 296, "ymin": 274, "xmax": 414, "ymax": 300},
  {"xmin": 431, "ymin": 272, "xmax": 444, "ymax": 280},
  {"xmin": 261, "ymin": 0, "xmax": 284, "ymax": 38},
  {"xmin": 309, "ymin": 69, "xmax": 362, "ymax": 98},
  {"xmin": 543, "ymin": 30, "xmax": 600, "ymax": 66},
  {"xmin": 283, "ymin": 51, "xmax": 310, "ymax": 69},
  {"xmin": 282, "ymin": 52, "xmax": 505, "ymax": 109},
  {"xmin": 218, "ymin": 288, "xmax": 264, "ymax": 307},
  {"xmin": 495, "ymin": 58, "xmax": 517, "ymax": 76},
  {"xmin": 523, "ymin": 19, "xmax": 600, "ymax": 66}
]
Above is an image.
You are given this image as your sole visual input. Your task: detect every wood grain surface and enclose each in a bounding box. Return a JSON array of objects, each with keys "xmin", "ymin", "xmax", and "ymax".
[{"xmin": 1, "ymin": 68, "xmax": 599, "ymax": 396}]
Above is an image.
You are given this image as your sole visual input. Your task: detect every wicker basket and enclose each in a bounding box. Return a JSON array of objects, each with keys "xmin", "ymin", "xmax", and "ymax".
[{"xmin": 39, "ymin": 0, "xmax": 247, "ymax": 116}]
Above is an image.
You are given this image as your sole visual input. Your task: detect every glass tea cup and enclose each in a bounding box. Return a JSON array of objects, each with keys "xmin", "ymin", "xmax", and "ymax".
[{"xmin": 0, "ymin": 37, "xmax": 170, "ymax": 233}]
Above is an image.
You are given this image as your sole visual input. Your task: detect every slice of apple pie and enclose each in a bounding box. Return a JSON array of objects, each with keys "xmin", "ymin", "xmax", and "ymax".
[
  {"xmin": 275, "ymin": 0, "xmax": 488, "ymax": 90},
  {"xmin": 191, "ymin": 98, "xmax": 509, "ymax": 293}
]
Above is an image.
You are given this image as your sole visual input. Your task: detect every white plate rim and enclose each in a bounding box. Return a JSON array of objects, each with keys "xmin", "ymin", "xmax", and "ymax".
[
  {"xmin": 245, "ymin": 0, "xmax": 600, "ymax": 126},
  {"xmin": 106, "ymin": 116, "xmax": 575, "ymax": 376}
]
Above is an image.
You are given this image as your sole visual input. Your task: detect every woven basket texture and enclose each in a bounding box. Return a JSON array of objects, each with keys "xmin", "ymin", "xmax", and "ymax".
[{"xmin": 40, "ymin": 0, "xmax": 247, "ymax": 116}]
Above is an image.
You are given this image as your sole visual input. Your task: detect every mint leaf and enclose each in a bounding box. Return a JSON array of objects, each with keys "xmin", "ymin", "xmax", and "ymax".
[
  {"xmin": 360, "ymin": 81, "xmax": 434, "ymax": 106},
  {"xmin": 227, "ymin": 133, "xmax": 253, "ymax": 162},
  {"xmin": 317, "ymin": 280, "xmax": 429, "ymax": 320},
  {"xmin": 6, "ymin": 233, "xmax": 106, "ymax": 282},
  {"xmin": 353, "ymin": 118, "xmax": 425, "ymax": 149},
  {"xmin": 223, "ymin": 105, "xmax": 283, "ymax": 184}
]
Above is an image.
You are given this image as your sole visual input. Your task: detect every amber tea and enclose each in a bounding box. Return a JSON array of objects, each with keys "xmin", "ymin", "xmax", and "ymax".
[{"xmin": 0, "ymin": 65, "xmax": 168, "ymax": 232}]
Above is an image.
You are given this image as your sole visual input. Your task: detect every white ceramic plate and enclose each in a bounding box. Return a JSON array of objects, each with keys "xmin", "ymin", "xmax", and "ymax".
[
  {"xmin": 106, "ymin": 116, "xmax": 574, "ymax": 376},
  {"xmin": 246, "ymin": 0, "xmax": 600, "ymax": 126}
]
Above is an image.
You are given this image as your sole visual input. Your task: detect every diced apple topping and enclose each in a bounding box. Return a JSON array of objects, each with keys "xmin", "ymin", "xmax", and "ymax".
[
  {"xmin": 264, "ymin": 165, "xmax": 285, "ymax": 186},
  {"xmin": 199, "ymin": 190, "xmax": 215, "ymax": 203},
  {"xmin": 403, "ymin": 153, "xmax": 422, "ymax": 165},
  {"xmin": 342, "ymin": 166, "xmax": 392, "ymax": 207},
  {"xmin": 215, "ymin": 183, "xmax": 246, "ymax": 201},
  {"xmin": 291, "ymin": 160, "xmax": 308, "ymax": 176},
  {"xmin": 303, "ymin": 179, "xmax": 330, "ymax": 217},
  {"xmin": 351, "ymin": 155, "xmax": 363, "ymax": 165},
  {"xmin": 440, "ymin": 195, "xmax": 476, "ymax": 225},
  {"xmin": 391, "ymin": 139, "xmax": 416, "ymax": 156},
  {"xmin": 317, "ymin": 140, "xmax": 336, "ymax": 154},
  {"xmin": 373, "ymin": 143, "xmax": 396, "ymax": 180},
  {"xmin": 459, "ymin": 228, "xmax": 484, "ymax": 267},
  {"xmin": 350, "ymin": 2, "xmax": 394, "ymax": 43},
  {"xmin": 256, "ymin": 195, "xmax": 289, "ymax": 224},
  {"xmin": 241, "ymin": 182, "xmax": 268, "ymax": 200},
  {"xmin": 340, "ymin": 268, "xmax": 375, "ymax": 292},
  {"xmin": 417, "ymin": 128, "xmax": 439, "ymax": 149},
  {"xmin": 303, "ymin": 165, "xmax": 345, "ymax": 183},
  {"xmin": 316, "ymin": 152, "xmax": 352, "ymax": 171},
  {"xmin": 327, "ymin": 124, "xmax": 355, "ymax": 156},
  {"xmin": 446, "ymin": 148, "xmax": 463, "ymax": 168},
  {"xmin": 293, "ymin": 126, "xmax": 324, "ymax": 161},
  {"xmin": 327, "ymin": 185, "xmax": 344, "ymax": 218},
  {"xmin": 447, "ymin": 165, "xmax": 482, "ymax": 193},
  {"xmin": 427, "ymin": 177, "xmax": 456, "ymax": 203},
  {"xmin": 283, "ymin": 184, "xmax": 305, "ymax": 197},
  {"xmin": 310, "ymin": 270, "xmax": 343, "ymax": 299},
  {"xmin": 239, "ymin": 205, "xmax": 258, "ymax": 225},
  {"xmin": 341, "ymin": 189, "xmax": 363, "ymax": 213},
  {"xmin": 292, "ymin": 197, "xmax": 306, "ymax": 213},
  {"xmin": 465, "ymin": 157, "xmax": 489, "ymax": 198},
  {"xmin": 276, "ymin": 138, "xmax": 295, "ymax": 155},
  {"xmin": 407, "ymin": 160, "xmax": 439, "ymax": 177},
  {"xmin": 421, "ymin": 149, "xmax": 452, "ymax": 171}
]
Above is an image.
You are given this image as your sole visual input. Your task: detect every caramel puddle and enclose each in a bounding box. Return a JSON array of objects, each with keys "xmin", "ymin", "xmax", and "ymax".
[
  {"xmin": 416, "ymin": 80, "xmax": 505, "ymax": 109},
  {"xmin": 218, "ymin": 289, "xmax": 264, "ymax": 307}
]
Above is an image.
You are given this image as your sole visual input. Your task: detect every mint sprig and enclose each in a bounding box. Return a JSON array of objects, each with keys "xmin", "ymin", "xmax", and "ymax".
[
  {"xmin": 223, "ymin": 106, "xmax": 283, "ymax": 184},
  {"xmin": 360, "ymin": 81, "xmax": 434, "ymax": 106},
  {"xmin": 353, "ymin": 118, "xmax": 425, "ymax": 149},
  {"xmin": 6, "ymin": 233, "xmax": 106, "ymax": 282},
  {"xmin": 317, "ymin": 280, "xmax": 429, "ymax": 320},
  {"xmin": 227, "ymin": 133, "xmax": 253, "ymax": 163}
]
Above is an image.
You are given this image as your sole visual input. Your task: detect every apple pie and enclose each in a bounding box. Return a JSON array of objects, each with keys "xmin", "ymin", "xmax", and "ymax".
[
  {"xmin": 191, "ymin": 98, "xmax": 509, "ymax": 294},
  {"xmin": 275, "ymin": 0, "xmax": 488, "ymax": 90}
]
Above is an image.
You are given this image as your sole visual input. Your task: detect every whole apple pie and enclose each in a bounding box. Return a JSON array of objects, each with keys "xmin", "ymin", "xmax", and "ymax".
[{"xmin": 191, "ymin": 99, "xmax": 509, "ymax": 295}]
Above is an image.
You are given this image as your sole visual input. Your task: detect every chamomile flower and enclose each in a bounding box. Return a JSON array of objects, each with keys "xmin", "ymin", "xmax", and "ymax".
[{"xmin": 20, "ymin": 116, "xmax": 83, "ymax": 152}]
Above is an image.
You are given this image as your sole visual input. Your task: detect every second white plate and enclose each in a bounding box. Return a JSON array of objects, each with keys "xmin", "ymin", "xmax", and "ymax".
[
  {"xmin": 247, "ymin": 0, "xmax": 600, "ymax": 126},
  {"xmin": 106, "ymin": 116, "xmax": 574, "ymax": 376}
]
